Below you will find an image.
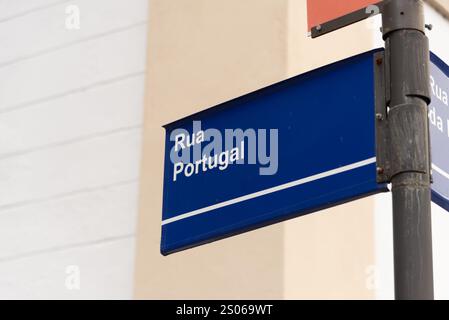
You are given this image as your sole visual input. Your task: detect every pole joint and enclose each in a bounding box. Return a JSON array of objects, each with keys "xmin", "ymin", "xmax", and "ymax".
[
  {"xmin": 382, "ymin": 0, "xmax": 426, "ymax": 38},
  {"xmin": 376, "ymin": 0, "xmax": 432, "ymax": 184}
]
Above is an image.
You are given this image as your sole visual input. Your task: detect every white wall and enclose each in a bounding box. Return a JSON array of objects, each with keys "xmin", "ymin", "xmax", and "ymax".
[
  {"xmin": 0, "ymin": 0, "xmax": 148, "ymax": 299},
  {"xmin": 373, "ymin": 3, "xmax": 449, "ymax": 300}
]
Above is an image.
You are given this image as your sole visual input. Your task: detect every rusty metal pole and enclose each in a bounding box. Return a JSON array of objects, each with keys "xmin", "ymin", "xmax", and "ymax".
[{"xmin": 382, "ymin": 0, "xmax": 434, "ymax": 300}]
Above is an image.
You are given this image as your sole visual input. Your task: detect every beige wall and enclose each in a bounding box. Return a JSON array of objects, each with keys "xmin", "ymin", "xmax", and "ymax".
[
  {"xmin": 134, "ymin": 0, "xmax": 377, "ymax": 299},
  {"xmin": 427, "ymin": 0, "xmax": 449, "ymax": 17}
]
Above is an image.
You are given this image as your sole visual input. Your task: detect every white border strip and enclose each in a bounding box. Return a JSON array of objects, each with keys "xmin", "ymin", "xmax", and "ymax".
[
  {"xmin": 432, "ymin": 163, "xmax": 449, "ymax": 201},
  {"xmin": 433, "ymin": 163, "xmax": 449, "ymax": 180},
  {"xmin": 162, "ymin": 157, "xmax": 377, "ymax": 226}
]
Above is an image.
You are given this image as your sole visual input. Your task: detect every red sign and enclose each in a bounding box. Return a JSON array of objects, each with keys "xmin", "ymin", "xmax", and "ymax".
[{"xmin": 307, "ymin": 0, "xmax": 379, "ymax": 30}]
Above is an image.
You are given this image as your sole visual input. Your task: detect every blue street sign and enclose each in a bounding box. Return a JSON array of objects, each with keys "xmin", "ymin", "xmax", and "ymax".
[
  {"xmin": 430, "ymin": 53, "xmax": 449, "ymax": 213},
  {"xmin": 160, "ymin": 49, "xmax": 388, "ymax": 255}
]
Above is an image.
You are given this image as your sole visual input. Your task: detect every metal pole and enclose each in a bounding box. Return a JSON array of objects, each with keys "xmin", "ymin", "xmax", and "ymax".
[{"xmin": 382, "ymin": 0, "xmax": 434, "ymax": 300}]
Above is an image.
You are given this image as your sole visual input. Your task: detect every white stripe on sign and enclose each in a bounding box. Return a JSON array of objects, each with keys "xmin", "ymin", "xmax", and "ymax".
[
  {"xmin": 162, "ymin": 157, "xmax": 377, "ymax": 226},
  {"xmin": 432, "ymin": 163, "xmax": 449, "ymax": 181}
]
